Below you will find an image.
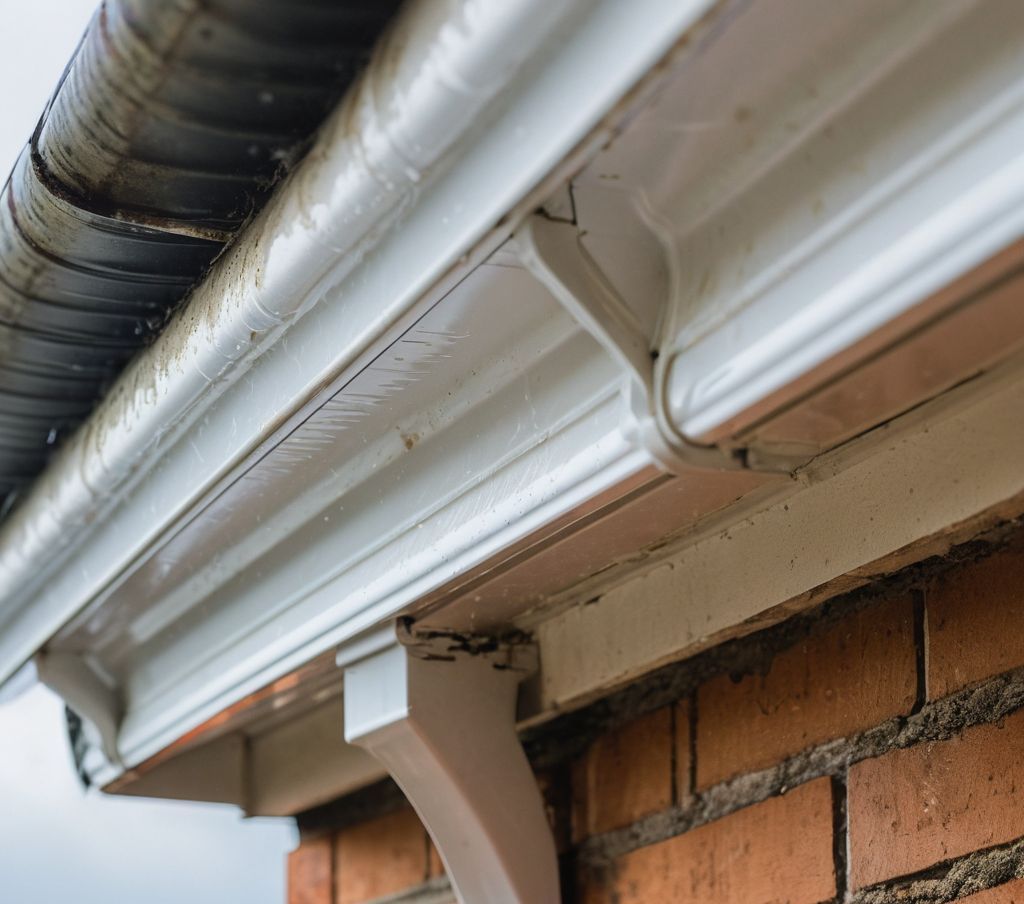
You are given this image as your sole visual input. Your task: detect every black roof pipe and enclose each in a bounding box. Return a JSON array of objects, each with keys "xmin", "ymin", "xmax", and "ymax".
[{"xmin": 0, "ymin": 0, "xmax": 400, "ymax": 516}]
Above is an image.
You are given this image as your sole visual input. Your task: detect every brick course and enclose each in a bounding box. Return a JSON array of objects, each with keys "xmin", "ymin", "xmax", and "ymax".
[
  {"xmin": 334, "ymin": 808, "xmax": 431, "ymax": 904},
  {"xmin": 697, "ymin": 594, "xmax": 917, "ymax": 788},
  {"xmin": 572, "ymin": 705, "xmax": 675, "ymax": 839},
  {"xmin": 288, "ymin": 837, "xmax": 333, "ymax": 904},
  {"xmin": 848, "ymin": 710, "xmax": 1024, "ymax": 889},
  {"xmin": 581, "ymin": 778, "xmax": 836, "ymax": 904},
  {"xmin": 675, "ymin": 698, "xmax": 693, "ymax": 804},
  {"xmin": 927, "ymin": 544, "xmax": 1024, "ymax": 699}
]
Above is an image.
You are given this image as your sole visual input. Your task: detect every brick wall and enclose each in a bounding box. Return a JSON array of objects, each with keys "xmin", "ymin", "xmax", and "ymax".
[
  {"xmin": 289, "ymin": 532, "xmax": 1024, "ymax": 903},
  {"xmin": 288, "ymin": 798, "xmax": 451, "ymax": 904}
]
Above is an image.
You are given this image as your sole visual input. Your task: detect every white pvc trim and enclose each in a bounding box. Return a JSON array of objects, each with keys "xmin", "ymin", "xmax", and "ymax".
[
  {"xmin": 344, "ymin": 631, "xmax": 559, "ymax": 904},
  {"xmin": 0, "ymin": 0, "xmax": 718, "ymax": 689}
]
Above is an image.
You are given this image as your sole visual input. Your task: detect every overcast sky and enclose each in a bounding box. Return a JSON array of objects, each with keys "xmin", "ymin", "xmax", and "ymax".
[
  {"xmin": 0, "ymin": 1, "xmax": 91, "ymax": 173},
  {"xmin": 0, "ymin": 2, "xmax": 294, "ymax": 900},
  {"xmin": 0, "ymin": 686, "xmax": 293, "ymax": 903}
]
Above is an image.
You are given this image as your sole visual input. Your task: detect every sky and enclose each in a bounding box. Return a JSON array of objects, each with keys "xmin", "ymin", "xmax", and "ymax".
[
  {"xmin": 0, "ymin": 1, "xmax": 92, "ymax": 174},
  {"xmin": 0, "ymin": 686, "xmax": 294, "ymax": 903},
  {"xmin": 0, "ymin": 2, "xmax": 294, "ymax": 901}
]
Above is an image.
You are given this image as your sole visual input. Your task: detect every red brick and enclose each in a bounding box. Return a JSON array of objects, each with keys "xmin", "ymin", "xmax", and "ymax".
[
  {"xmin": 697, "ymin": 595, "xmax": 917, "ymax": 788},
  {"xmin": 427, "ymin": 840, "xmax": 445, "ymax": 879},
  {"xmin": 675, "ymin": 699, "xmax": 693, "ymax": 803},
  {"xmin": 848, "ymin": 710, "xmax": 1024, "ymax": 889},
  {"xmin": 288, "ymin": 836, "xmax": 333, "ymax": 904},
  {"xmin": 335, "ymin": 808, "xmax": 430, "ymax": 904},
  {"xmin": 536, "ymin": 768, "xmax": 573, "ymax": 853},
  {"xmin": 572, "ymin": 705, "xmax": 674, "ymax": 840},
  {"xmin": 927, "ymin": 545, "xmax": 1024, "ymax": 699},
  {"xmin": 580, "ymin": 778, "xmax": 835, "ymax": 904},
  {"xmin": 961, "ymin": 880, "xmax": 1024, "ymax": 903}
]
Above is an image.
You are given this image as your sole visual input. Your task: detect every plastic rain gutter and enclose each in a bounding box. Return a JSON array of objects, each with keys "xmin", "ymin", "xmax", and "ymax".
[{"xmin": 0, "ymin": 0, "xmax": 721, "ymax": 687}]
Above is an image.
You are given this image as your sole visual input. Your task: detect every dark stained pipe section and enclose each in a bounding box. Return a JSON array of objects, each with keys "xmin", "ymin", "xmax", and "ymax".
[{"xmin": 0, "ymin": 0, "xmax": 400, "ymax": 516}]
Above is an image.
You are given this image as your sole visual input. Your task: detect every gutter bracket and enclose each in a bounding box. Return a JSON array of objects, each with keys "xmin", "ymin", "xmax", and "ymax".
[
  {"xmin": 35, "ymin": 651, "xmax": 123, "ymax": 767},
  {"xmin": 340, "ymin": 623, "xmax": 560, "ymax": 904},
  {"xmin": 515, "ymin": 213, "xmax": 744, "ymax": 474}
]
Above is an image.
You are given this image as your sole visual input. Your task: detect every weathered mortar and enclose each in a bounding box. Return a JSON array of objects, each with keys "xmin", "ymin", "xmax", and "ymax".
[
  {"xmin": 852, "ymin": 839, "xmax": 1024, "ymax": 904},
  {"xmin": 539, "ymin": 517, "xmax": 1024, "ymax": 901},
  {"xmin": 574, "ymin": 667, "xmax": 1024, "ymax": 867}
]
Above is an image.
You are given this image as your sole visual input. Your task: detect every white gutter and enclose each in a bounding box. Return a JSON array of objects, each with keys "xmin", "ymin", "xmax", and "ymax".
[
  {"xmin": 0, "ymin": 0, "xmax": 720, "ymax": 687},
  {"xmin": 6, "ymin": 0, "xmax": 1023, "ymax": 851}
]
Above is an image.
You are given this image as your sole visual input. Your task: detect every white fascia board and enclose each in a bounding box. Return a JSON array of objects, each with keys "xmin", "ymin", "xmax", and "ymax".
[{"xmin": 0, "ymin": 0, "xmax": 720, "ymax": 685}]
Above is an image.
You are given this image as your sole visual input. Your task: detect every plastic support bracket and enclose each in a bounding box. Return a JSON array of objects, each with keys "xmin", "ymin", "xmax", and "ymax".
[{"xmin": 340, "ymin": 623, "xmax": 560, "ymax": 904}]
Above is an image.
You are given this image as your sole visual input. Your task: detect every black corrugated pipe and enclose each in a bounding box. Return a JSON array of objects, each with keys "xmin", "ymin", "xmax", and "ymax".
[{"xmin": 0, "ymin": 0, "xmax": 400, "ymax": 516}]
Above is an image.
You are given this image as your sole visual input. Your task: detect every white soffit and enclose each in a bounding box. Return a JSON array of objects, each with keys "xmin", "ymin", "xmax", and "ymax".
[{"xmin": 23, "ymin": 0, "xmax": 1024, "ymax": 786}]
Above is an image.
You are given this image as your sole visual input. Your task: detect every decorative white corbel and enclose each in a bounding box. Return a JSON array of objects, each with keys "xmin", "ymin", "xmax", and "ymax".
[
  {"xmin": 515, "ymin": 213, "xmax": 744, "ymax": 475},
  {"xmin": 340, "ymin": 623, "xmax": 560, "ymax": 904}
]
